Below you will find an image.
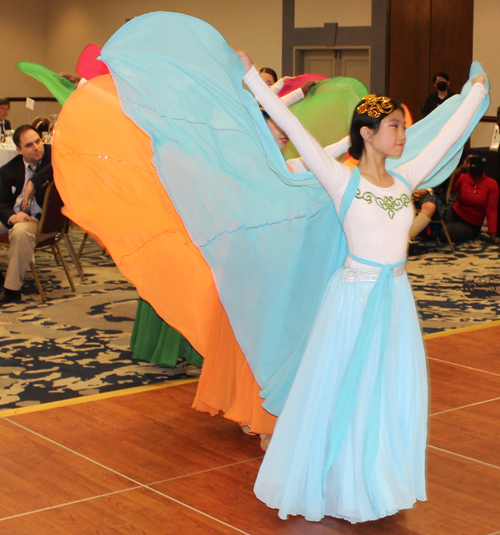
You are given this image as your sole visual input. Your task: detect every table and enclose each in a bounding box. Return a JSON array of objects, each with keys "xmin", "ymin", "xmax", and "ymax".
[{"xmin": 0, "ymin": 145, "xmax": 17, "ymax": 167}]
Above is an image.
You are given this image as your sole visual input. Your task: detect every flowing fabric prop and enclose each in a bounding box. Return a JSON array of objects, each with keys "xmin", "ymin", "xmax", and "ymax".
[
  {"xmin": 283, "ymin": 77, "xmax": 367, "ymax": 160},
  {"xmin": 52, "ymin": 32, "xmax": 360, "ymax": 435},
  {"xmin": 99, "ymin": 12, "xmax": 348, "ymax": 415},
  {"xmin": 56, "ymin": 11, "xmax": 488, "ymax": 418},
  {"xmin": 17, "ymin": 62, "xmax": 75, "ymax": 106},
  {"xmin": 401, "ymin": 103, "xmax": 413, "ymax": 128},
  {"xmin": 52, "ymin": 74, "xmax": 277, "ymax": 434},
  {"xmin": 387, "ymin": 62, "xmax": 489, "ymax": 188},
  {"xmin": 76, "ymin": 44, "xmax": 110, "ymax": 80},
  {"xmin": 277, "ymin": 73, "xmax": 326, "ymax": 97}
]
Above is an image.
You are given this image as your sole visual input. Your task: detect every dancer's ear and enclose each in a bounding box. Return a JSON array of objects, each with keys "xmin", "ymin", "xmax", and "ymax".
[{"xmin": 360, "ymin": 126, "xmax": 374, "ymax": 142}]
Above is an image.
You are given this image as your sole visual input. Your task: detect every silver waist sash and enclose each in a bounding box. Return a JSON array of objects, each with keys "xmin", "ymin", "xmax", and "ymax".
[{"xmin": 342, "ymin": 264, "xmax": 406, "ymax": 283}]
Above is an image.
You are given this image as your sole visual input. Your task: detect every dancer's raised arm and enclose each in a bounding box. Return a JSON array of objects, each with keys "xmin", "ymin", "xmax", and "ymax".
[
  {"xmin": 396, "ymin": 76, "xmax": 488, "ymax": 189},
  {"xmin": 236, "ymin": 51, "xmax": 351, "ymax": 197}
]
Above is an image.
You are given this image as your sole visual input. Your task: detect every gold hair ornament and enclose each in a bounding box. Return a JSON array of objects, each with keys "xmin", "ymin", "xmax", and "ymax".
[{"xmin": 357, "ymin": 95, "xmax": 395, "ymax": 118}]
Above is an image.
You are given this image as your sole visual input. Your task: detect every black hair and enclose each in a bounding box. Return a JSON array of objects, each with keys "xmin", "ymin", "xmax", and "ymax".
[
  {"xmin": 0, "ymin": 98, "xmax": 10, "ymax": 107},
  {"xmin": 258, "ymin": 66, "xmax": 278, "ymax": 84},
  {"xmin": 260, "ymin": 106, "xmax": 270, "ymax": 121},
  {"xmin": 349, "ymin": 97, "xmax": 404, "ymax": 160},
  {"xmin": 13, "ymin": 124, "xmax": 38, "ymax": 148},
  {"xmin": 432, "ymin": 72, "xmax": 449, "ymax": 83}
]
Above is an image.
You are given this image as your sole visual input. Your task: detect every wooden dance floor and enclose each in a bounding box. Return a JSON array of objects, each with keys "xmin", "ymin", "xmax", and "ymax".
[{"xmin": 1, "ymin": 322, "xmax": 500, "ymax": 534}]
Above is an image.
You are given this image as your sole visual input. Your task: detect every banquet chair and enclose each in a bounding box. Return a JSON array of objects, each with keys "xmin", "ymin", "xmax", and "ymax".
[
  {"xmin": 77, "ymin": 231, "xmax": 107, "ymax": 258},
  {"xmin": 77, "ymin": 231, "xmax": 90, "ymax": 259},
  {"xmin": 414, "ymin": 173, "xmax": 456, "ymax": 253},
  {"xmin": 62, "ymin": 220, "xmax": 86, "ymax": 282},
  {"xmin": 0, "ymin": 182, "xmax": 76, "ymax": 302},
  {"xmin": 31, "ymin": 116, "xmax": 51, "ymax": 136}
]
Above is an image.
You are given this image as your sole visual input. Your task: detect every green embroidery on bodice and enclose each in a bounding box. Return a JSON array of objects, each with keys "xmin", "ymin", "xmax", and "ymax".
[{"xmin": 355, "ymin": 189, "xmax": 411, "ymax": 219}]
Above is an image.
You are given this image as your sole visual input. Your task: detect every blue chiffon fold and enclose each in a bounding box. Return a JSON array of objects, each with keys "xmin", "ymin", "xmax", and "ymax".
[{"xmin": 99, "ymin": 12, "xmax": 488, "ymax": 415}]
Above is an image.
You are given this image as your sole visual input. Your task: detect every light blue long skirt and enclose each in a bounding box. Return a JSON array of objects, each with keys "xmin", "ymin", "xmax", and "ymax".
[{"xmin": 254, "ymin": 268, "xmax": 428, "ymax": 523}]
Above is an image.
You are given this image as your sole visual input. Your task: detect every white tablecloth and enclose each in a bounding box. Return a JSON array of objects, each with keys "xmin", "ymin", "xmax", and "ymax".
[{"xmin": 0, "ymin": 145, "xmax": 17, "ymax": 167}]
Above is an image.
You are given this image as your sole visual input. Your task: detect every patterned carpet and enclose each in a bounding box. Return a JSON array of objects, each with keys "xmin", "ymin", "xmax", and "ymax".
[
  {"xmin": 1, "ymin": 229, "xmax": 499, "ymax": 410},
  {"xmin": 0, "ymin": 231, "xmax": 193, "ymax": 411},
  {"xmin": 407, "ymin": 235, "xmax": 500, "ymax": 333}
]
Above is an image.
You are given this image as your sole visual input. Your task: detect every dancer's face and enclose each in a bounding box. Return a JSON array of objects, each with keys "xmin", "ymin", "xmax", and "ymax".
[
  {"xmin": 364, "ymin": 109, "xmax": 406, "ymax": 158},
  {"xmin": 267, "ymin": 118, "xmax": 289, "ymax": 151},
  {"xmin": 260, "ymin": 72, "xmax": 275, "ymax": 87}
]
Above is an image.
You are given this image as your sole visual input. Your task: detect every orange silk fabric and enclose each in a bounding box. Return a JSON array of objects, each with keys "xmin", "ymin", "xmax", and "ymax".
[{"xmin": 53, "ymin": 75, "xmax": 276, "ymax": 434}]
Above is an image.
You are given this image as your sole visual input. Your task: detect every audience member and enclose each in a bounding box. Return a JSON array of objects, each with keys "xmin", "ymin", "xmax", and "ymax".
[
  {"xmin": 422, "ymin": 72, "xmax": 454, "ymax": 117},
  {"xmin": 409, "ymin": 155, "xmax": 499, "ymax": 244},
  {"xmin": 0, "ymin": 125, "xmax": 53, "ymax": 304},
  {"xmin": 0, "ymin": 98, "xmax": 11, "ymax": 134}
]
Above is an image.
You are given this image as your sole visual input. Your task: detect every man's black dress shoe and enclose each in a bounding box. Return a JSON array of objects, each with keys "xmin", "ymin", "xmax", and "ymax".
[{"xmin": 0, "ymin": 288, "xmax": 22, "ymax": 304}]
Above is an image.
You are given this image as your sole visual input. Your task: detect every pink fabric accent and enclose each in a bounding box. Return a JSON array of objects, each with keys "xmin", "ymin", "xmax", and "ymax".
[
  {"xmin": 76, "ymin": 44, "xmax": 110, "ymax": 79},
  {"xmin": 277, "ymin": 74, "xmax": 327, "ymax": 97}
]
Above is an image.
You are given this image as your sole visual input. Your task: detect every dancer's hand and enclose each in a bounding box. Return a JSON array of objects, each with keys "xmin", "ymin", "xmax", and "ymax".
[
  {"xmin": 471, "ymin": 74, "xmax": 486, "ymax": 86},
  {"xmin": 301, "ymin": 80, "xmax": 318, "ymax": 96},
  {"xmin": 232, "ymin": 49, "xmax": 253, "ymax": 73}
]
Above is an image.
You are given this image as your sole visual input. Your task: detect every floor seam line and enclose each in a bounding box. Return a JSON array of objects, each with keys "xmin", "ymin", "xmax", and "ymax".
[
  {"xmin": 0, "ymin": 487, "xmax": 143, "ymax": 523},
  {"xmin": 145, "ymin": 456, "xmax": 264, "ymax": 485},
  {"xmin": 427, "ymin": 356, "xmax": 500, "ymax": 377},
  {"xmin": 430, "ymin": 396, "xmax": 500, "ymax": 416},
  {"xmin": 5, "ymin": 418, "xmax": 143, "ymax": 486},
  {"xmin": 146, "ymin": 486, "xmax": 251, "ymax": 534},
  {"xmin": 428, "ymin": 445, "xmax": 500, "ymax": 470}
]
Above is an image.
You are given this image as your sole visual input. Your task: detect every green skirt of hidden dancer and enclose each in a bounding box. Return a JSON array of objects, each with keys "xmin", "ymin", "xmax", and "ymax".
[{"xmin": 131, "ymin": 298, "xmax": 203, "ymax": 368}]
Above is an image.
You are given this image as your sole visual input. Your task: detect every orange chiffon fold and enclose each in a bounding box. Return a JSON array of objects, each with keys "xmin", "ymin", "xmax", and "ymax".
[{"xmin": 53, "ymin": 75, "xmax": 276, "ymax": 434}]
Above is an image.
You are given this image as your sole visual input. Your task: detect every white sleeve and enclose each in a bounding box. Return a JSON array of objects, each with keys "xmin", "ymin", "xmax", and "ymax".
[
  {"xmin": 280, "ymin": 87, "xmax": 304, "ymax": 107},
  {"xmin": 287, "ymin": 136, "xmax": 351, "ymax": 173},
  {"xmin": 324, "ymin": 136, "xmax": 351, "ymax": 159},
  {"xmin": 395, "ymin": 83, "xmax": 488, "ymax": 189},
  {"xmin": 270, "ymin": 77, "xmax": 286, "ymax": 94},
  {"xmin": 244, "ymin": 66, "xmax": 350, "ymax": 196},
  {"xmin": 286, "ymin": 157, "xmax": 308, "ymax": 174}
]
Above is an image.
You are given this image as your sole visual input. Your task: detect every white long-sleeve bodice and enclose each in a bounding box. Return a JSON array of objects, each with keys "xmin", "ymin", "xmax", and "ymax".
[{"xmin": 244, "ymin": 66, "xmax": 488, "ymax": 267}]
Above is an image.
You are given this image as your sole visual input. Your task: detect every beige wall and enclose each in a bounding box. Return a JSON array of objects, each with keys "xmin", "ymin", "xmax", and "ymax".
[
  {"xmin": 471, "ymin": 0, "xmax": 499, "ymax": 148},
  {"xmin": 44, "ymin": 0, "xmax": 283, "ymax": 76},
  {"xmin": 0, "ymin": 0, "xmax": 60, "ymax": 128},
  {"xmin": 2, "ymin": 0, "xmax": 284, "ymax": 129},
  {"xmin": 295, "ymin": 0, "xmax": 371, "ymax": 28},
  {"xmin": 1, "ymin": 0, "xmax": 497, "ymax": 144}
]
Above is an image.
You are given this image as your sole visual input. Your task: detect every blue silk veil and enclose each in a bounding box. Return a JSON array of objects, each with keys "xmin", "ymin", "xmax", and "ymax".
[{"xmin": 100, "ymin": 12, "xmax": 489, "ymax": 415}]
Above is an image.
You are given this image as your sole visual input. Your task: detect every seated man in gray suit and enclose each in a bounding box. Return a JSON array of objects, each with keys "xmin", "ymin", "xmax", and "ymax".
[
  {"xmin": 0, "ymin": 125, "xmax": 53, "ymax": 304},
  {"xmin": 0, "ymin": 98, "xmax": 12, "ymax": 134}
]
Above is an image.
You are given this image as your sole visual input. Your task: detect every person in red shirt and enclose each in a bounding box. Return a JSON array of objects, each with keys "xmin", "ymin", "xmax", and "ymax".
[
  {"xmin": 411, "ymin": 154, "xmax": 499, "ymax": 244},
  {"xmin": 443, "ymin": 154, "xmax": 499, "ymax": 243}
]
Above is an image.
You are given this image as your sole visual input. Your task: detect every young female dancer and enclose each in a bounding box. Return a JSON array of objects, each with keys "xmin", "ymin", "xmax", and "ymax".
[
  {"xmin": 237, "ymin": 50, "xmax": 488, "ymax": 523},
  {"xmin": 56, "ymin": 12, "xmax": 487, "ymax": 522}
]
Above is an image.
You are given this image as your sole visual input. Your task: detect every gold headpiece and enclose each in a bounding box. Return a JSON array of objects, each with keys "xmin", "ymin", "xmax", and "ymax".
[{"xmin": 357, "ymin": 95, "xmax": 395, "ymax": 118}]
